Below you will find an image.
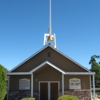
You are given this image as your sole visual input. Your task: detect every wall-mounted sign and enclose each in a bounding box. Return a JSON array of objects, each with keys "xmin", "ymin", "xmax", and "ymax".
[{"xmin": 19, "ymin": 78, "xmax": 30, "ymax": 90}]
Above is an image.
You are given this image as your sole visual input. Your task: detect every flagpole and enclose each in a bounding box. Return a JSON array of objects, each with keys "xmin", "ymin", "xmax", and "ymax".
[{"xmin": 49, "ymin": 0, "xmax": 52, "ymax": 34}]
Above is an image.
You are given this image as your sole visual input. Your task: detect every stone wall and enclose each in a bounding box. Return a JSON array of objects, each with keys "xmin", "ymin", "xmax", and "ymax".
[
  {"xmin": 8, "ymin": 90, "xmax": 39, "ymax": 100},
  {"xmin": 8, "ymin": 90, "xmax": 91, "ymax": 100},
  {"xmin": 8, "ymin": 90, "xmax": 31, "ymax": 100},
  {"xmin": 59, "ymin": 90, "xmax": 91, "ymax": 100},
  {"xmin": 33, "ymin": 90, "xmax": 39, "ymax": 100}
]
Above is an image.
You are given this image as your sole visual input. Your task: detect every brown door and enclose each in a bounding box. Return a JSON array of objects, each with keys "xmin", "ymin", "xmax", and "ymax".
[
  {"xmin": 50, "ymin": 83, "xmax": 58, "ymax": 100},
  {"xmin": 40, "ymin": 83, "xmax": 48, "ymax": 100}
]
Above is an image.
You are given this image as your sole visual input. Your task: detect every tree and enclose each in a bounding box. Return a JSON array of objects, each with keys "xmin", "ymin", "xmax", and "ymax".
[
  {"xmin": 0, "ymin": 64, "xmax": 7, "ymax": 100},
  {"xmin": 89, "ymin": 55, "xmax": 100, "ymax": 87}
]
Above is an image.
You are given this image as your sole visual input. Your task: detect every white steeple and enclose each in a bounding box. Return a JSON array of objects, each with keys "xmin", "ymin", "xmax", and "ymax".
[{"xmin": 43, "ymin": 0, "xmax": 56, "ymax": 48}]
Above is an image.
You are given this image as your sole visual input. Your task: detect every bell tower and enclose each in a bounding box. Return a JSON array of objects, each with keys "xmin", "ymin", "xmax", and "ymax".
[{"xmin": 43, "ymin": 0, "xmax": 56, "ymax": 48}]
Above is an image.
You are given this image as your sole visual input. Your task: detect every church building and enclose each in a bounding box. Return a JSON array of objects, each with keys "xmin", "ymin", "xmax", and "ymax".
[{"xmin": 7, "ymin": 0, "xmax": 95, "ymax": 100}]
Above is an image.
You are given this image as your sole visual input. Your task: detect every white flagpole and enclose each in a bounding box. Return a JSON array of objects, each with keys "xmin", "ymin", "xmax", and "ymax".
[{"xmin": 49, "ymin": 0, "xmax": 52, "ymax": 34}]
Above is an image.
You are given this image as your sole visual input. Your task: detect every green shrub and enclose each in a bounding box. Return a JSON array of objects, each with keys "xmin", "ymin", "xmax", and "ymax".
[
  {"xmin": 0, "ymin": 64, "xmax": 7, "ymax": 100},
  {"xmin": 58, "ymin": 95, "xmax": 79, "ymax": 100},
  {"xmin": 21, "ymin": 98, "xmax": 35, "ymax": 100}
]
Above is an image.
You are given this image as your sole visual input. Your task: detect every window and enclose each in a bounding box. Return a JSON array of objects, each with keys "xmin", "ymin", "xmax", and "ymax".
[
  {"xmin": 47, "ymin": 52, "xmax": 51, "ymax": 57},
  {"xmin": 19, "ymin": 78, "xmax": 30, "ymax": 90},
  {"xmin": 69, "ymin": 78, "xmax": 81, "ymax": 89}
]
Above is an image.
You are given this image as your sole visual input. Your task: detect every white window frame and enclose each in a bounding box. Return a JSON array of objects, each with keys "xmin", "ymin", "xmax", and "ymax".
[
  {"xmin": 19, "ymin": 78, "xmax": 30, "ymax": 90},
  {"xmin": 69, "ymin": 78, "xmax": 81, "ymax": 89}
]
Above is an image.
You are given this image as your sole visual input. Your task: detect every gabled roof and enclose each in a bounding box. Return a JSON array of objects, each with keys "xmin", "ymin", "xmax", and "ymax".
[
  {"xmin": 30, "ymin": 61, "xmax": 65, "ymax": 74},
  {"xmin": 10, "ymin": 45, "xmax": 90, "ymax": 72},
  {"xmin": 7, "ymin": 61, "xmax": 95, "ymax": 75}
]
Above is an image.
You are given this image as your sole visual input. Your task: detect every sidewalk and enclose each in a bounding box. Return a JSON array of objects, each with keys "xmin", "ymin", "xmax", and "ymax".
[{"xmin": 92, "ymin": 97, "xmax": 100, "ymax": 100}]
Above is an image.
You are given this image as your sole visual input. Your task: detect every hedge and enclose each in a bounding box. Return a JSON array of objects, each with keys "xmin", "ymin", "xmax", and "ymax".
[
  {"xmin": 21, "ymin": 98, "xmax": 35, "ymax": 100},
  {"xmin": 58, "ymin": 95, "xmax": 79, "ymax": 100}
]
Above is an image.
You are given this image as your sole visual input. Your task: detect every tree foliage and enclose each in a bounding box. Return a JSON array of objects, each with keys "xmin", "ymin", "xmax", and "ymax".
[
  {"xmin": 89, "ymin": 55, "xmax": 100, "ymax": 87},
  {"xmin": 0, "ymin": 64, "xmax": 7, "ymax": 100}
]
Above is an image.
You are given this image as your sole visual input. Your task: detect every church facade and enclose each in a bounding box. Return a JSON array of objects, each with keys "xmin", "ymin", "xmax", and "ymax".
[{"xmin": 7, "ymin": 45, "xmax": 95, "ymax": 100}]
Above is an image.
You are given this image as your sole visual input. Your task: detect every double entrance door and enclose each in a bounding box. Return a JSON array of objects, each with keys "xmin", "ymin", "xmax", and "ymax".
[{"xmin": 39, "ymin": 82, "xmax": 59, "ymax": 100}]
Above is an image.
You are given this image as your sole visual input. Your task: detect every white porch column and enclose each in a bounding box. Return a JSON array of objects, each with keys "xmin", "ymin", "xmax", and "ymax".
[
  {"xmin": 93, "ymin": 74, "xmax": 95, "ymax": 100},
  {"xmin": 62, "ymin": 74, "xmax": 64, "ymax": 95},
  {"xmin": 31, "ymin": 73, "xmax": 33, "ymax": 97},
  {"xmin": 90, "ymin": 75, "xmax": 92, "ymax": 100}
]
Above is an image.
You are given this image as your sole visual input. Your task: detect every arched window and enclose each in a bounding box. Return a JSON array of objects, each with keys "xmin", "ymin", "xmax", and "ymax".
[
  {"xmin": 19, "ymin": 78, "xmax": 30, "ymax": 90},
  {"xmin": 69, "ymin": 78, "xmax": 81, "ymax": 89}
]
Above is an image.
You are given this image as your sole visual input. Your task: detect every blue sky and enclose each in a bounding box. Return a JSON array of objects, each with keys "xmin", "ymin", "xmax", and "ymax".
[{"xmin": 0, "ymin": 0, "xmax": 100, "ymax": 70}]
